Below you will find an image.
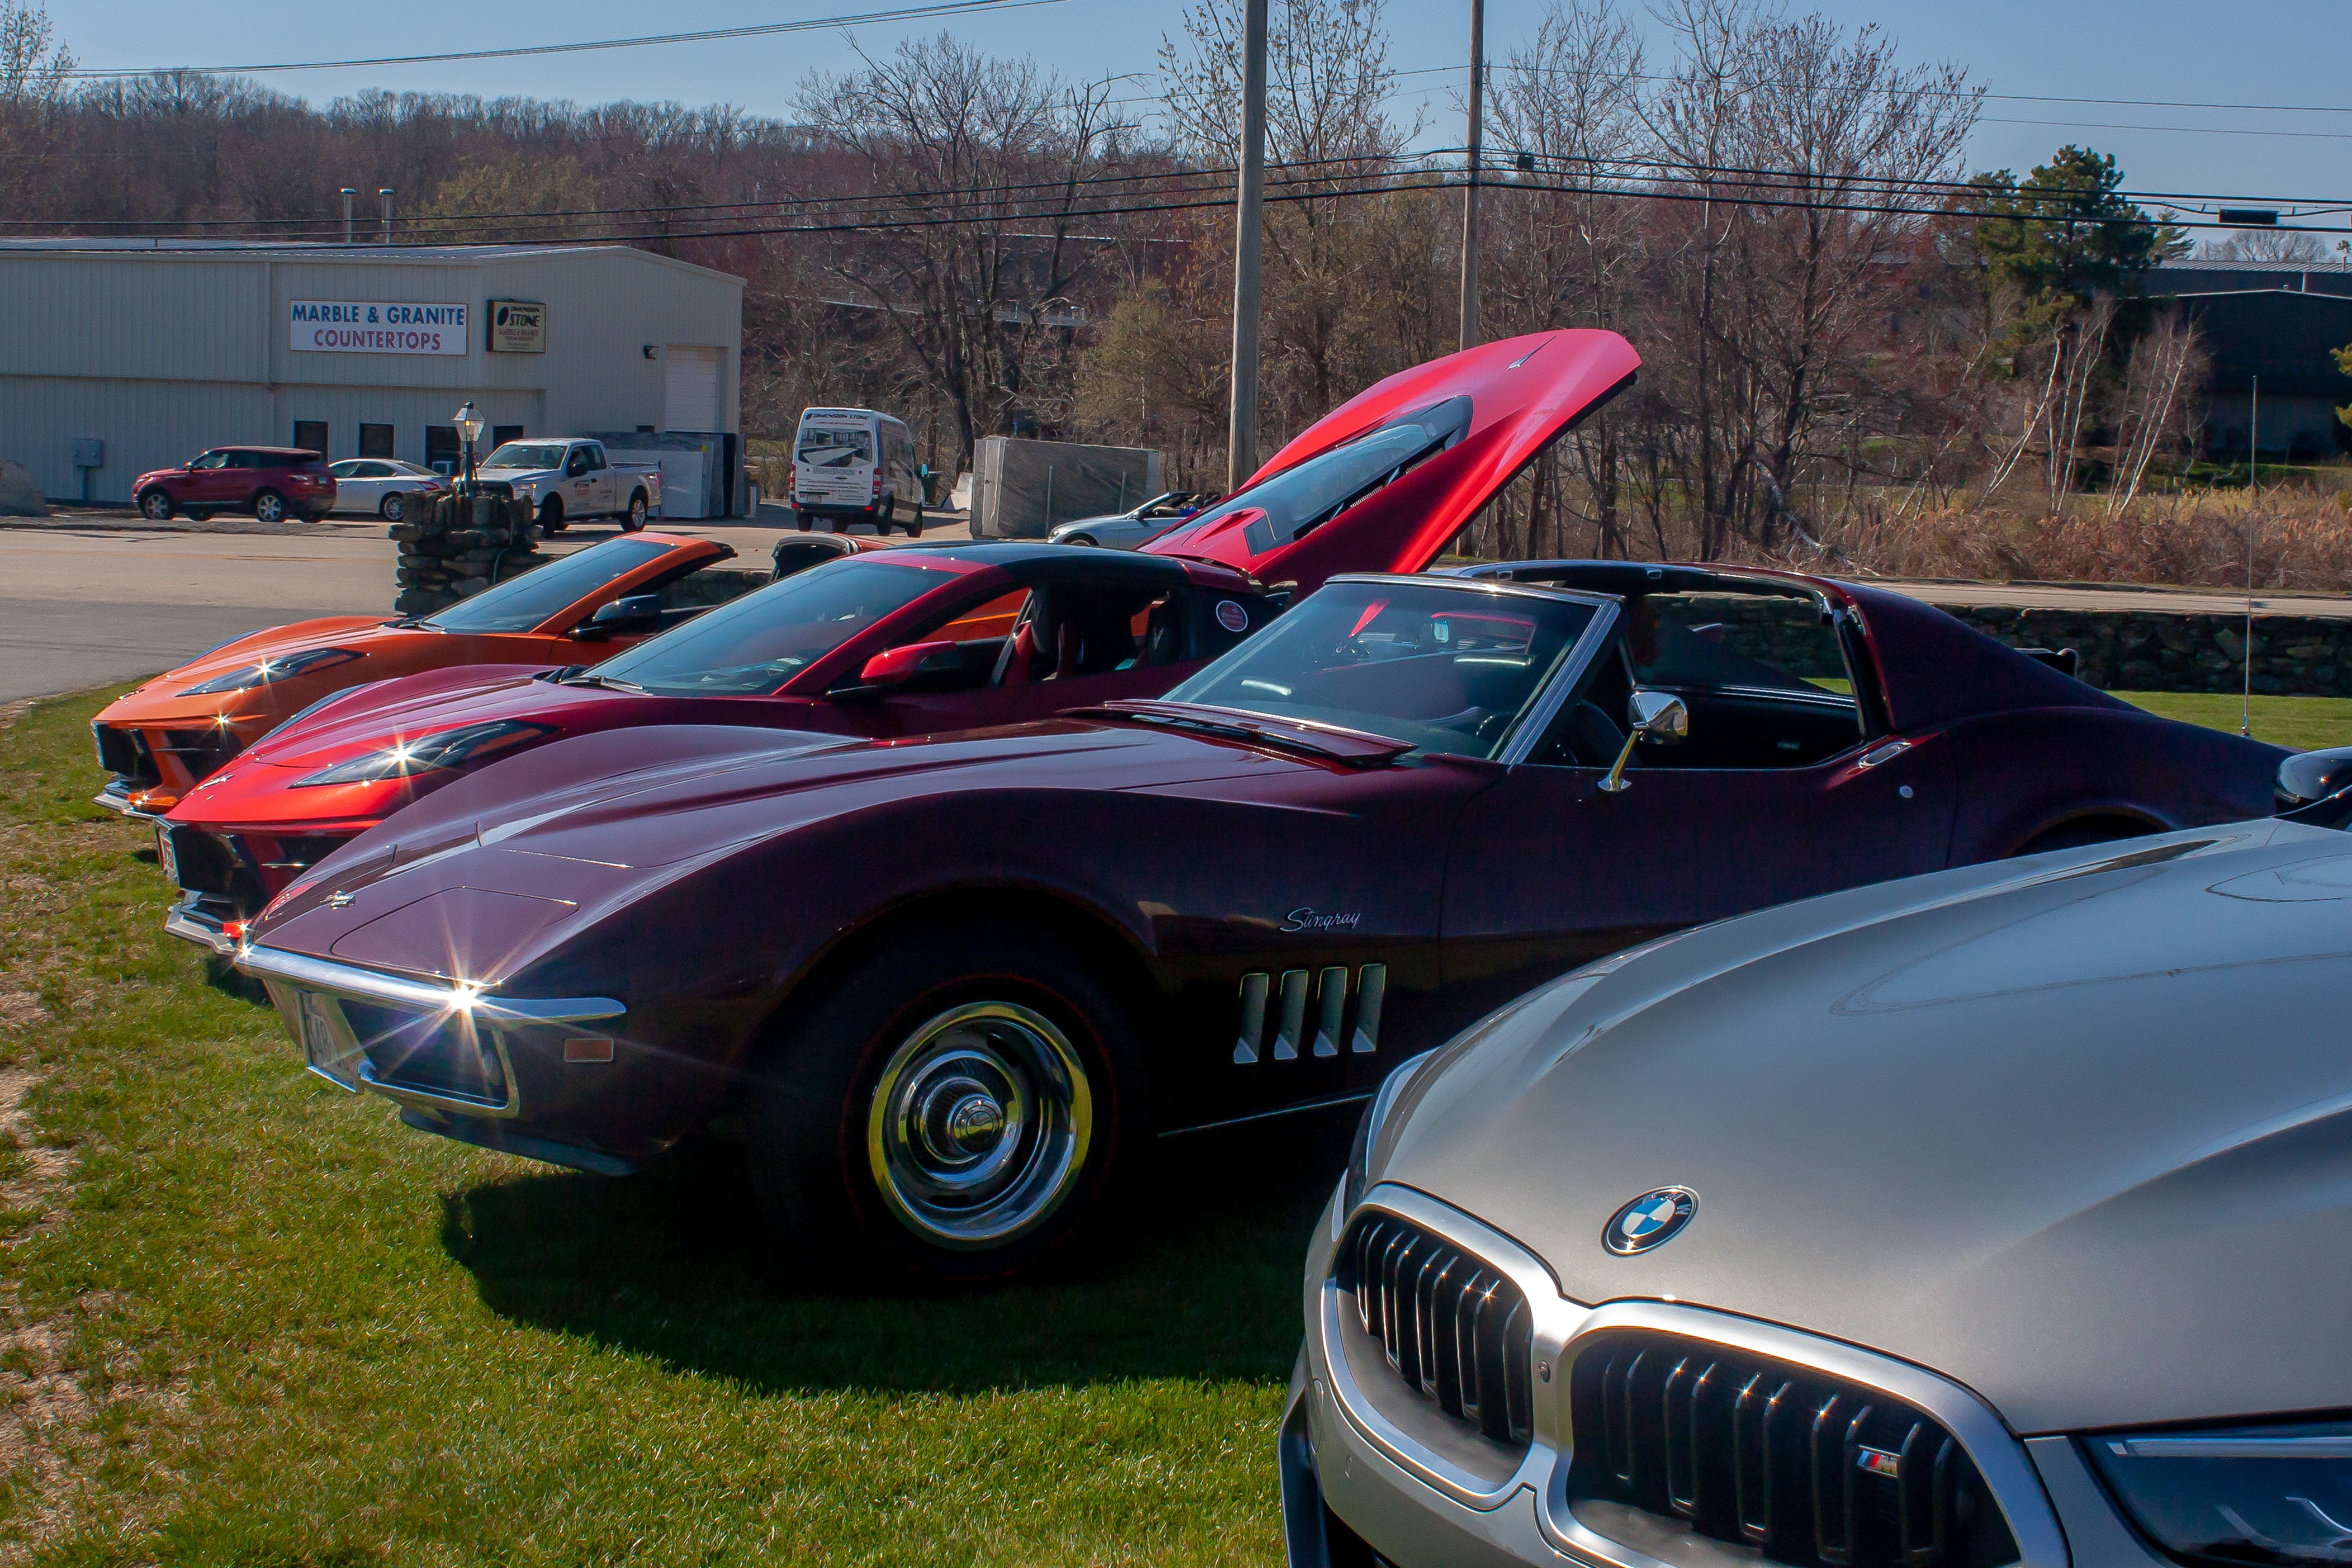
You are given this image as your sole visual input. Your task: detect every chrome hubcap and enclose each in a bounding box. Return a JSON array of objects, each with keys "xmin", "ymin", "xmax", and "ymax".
[{"xmin": 867, "ymin": 1001, "xmax": 1091, "ymax": 1249}]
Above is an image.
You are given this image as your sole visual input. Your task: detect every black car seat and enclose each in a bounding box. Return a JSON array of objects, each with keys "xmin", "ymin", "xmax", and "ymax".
[
  {"xmin": 1140, "ymin": 596, "xmax": 1183, "ymax": 666},
  {"xmin": 1055, "ymin": 593, "xmax": 1142, "ymax": 677}
]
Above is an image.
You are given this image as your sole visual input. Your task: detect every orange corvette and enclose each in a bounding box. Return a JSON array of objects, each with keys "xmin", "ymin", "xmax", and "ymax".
[{"xmin": 90, "ymin": 532, "xmax": 749, "ymax": 819}]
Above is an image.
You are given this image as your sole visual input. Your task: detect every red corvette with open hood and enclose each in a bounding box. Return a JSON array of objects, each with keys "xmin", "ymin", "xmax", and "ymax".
[{"xmin": 158, "ymin": 330, "xmax": 1641, "ymax": 949}]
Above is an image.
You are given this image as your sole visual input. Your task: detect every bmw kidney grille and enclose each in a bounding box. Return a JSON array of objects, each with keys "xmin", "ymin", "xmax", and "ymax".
[
  {"xmin": 1565, "ymin": 1330, "xmax": 2019, "ymax": 1568},
  {"xmin": 1336, "ymin": 1211, "xmax": 1534, "ymax": 1448}
]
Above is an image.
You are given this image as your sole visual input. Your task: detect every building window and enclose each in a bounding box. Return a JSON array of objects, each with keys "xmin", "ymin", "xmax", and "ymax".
[
  {"xmin": 293, "ymin": 421, "xmax": 328, "ymax": 457},
  {"xmin": 492, "ymin": 424, "xmax": 524, "ymax": 447},
  {"xmin": 359, "ymin": 423, "xmax": 395, "ymax": 459},
  {"xmin": 425, "ymin": 425, "xmax": 460, "ymax": 476}
]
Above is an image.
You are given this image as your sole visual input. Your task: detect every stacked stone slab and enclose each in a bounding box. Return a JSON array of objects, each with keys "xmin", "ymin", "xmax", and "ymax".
[{"xmin": 387, "ymin": 492, "xmax": 542, "ymax": 616}]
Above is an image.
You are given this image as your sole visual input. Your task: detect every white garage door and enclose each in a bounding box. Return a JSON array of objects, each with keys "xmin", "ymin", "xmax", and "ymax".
[{"xmin": 662, "ymin": 345, "xmax": 724, "ymax": 432}]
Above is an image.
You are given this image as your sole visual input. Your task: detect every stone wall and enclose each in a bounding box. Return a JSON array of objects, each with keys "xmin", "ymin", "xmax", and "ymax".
[
  {"xmin": 1664, "ymin": 591, "xmax": 2352, "ymax": 697},
  {"xmin": 1930, "ymin": 603, "xmax": 2350, "ymax": 697}
]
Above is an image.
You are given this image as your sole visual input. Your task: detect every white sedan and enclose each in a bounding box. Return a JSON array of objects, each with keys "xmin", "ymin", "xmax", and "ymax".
[{"xmin": 327, "ymin": 459, "xmax": 447, "ymax": 522}]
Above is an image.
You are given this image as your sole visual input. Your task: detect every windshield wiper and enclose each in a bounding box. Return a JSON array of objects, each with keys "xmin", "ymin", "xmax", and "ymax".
[
  {"xmin": 559, "ymin": 672, "xmax": 645, "ymax": 693},
  {"xmin": 1069, "ymin": 700, "xmax": 1416, "ymax": 767}
]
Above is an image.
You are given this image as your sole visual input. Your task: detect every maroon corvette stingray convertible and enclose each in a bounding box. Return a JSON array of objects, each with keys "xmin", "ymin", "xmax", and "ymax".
[
  {"xmin": 160, "ymin": 327, "xmax": 1641, "ymax": 950},
  {"xmin": 235, "ymin": 561, "xmax": 2280, "ymax": 1280}
]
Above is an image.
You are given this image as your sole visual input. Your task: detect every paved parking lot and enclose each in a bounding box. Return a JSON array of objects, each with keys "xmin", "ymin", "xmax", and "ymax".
[
  {"xmin": 11, "ymin": 503, "xmax": 2337, "ymax": 706},
  {"xmin": 0, "ymin": 506, "xmax": 975, "ymax": 702}
]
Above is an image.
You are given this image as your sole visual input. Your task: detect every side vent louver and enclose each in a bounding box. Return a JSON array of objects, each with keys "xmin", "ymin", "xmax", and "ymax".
[{"xmin": 1233, "ymin": 963, "xmax": 1385, "ymax": 1065}]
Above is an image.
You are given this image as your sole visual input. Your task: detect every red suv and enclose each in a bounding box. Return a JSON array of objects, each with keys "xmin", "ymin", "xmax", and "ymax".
[{"xmin": 134, "ymin": 447, "xmax": 338, "ymax": 524}]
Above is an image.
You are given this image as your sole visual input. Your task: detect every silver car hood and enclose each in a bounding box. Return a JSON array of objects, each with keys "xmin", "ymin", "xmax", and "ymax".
[{"xmin": 1379, "ymin": 819, "xmax": 2352, "ymax": 1434}]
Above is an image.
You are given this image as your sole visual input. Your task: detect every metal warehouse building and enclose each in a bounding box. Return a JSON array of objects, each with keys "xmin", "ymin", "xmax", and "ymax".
[{"xmin": 0, "ymin": 239, "xmax": 745, "ymax": 513}]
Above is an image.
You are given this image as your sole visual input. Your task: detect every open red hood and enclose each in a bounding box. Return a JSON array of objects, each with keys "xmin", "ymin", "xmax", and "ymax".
[{"xmin": 1140, "ymin": 329, "xmax": 1637, "ymax": 592}]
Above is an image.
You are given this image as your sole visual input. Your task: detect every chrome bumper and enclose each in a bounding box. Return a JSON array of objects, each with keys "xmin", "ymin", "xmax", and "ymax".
[
  {"xmin": 164, "ymin": 895, "xmax": 236, "ymax": 954},
  {"xmin": 233, "ymin": 941, "xmax": 624, "ymax": 1121},
  {"xmin": 94, "ymin": 777, "xmax": 164, "ymax": 821}
]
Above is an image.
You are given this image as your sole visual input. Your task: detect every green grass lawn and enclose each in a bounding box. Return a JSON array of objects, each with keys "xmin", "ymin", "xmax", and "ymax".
[
  {"xmin": 2121, "ymin": 691, "xmax": 2352, "ymax": 751},
  {"xmin": 0, "ymin": 686, "xmax": 1344, "ymax": 1565},
  {"xmin": 2, "ymin": 683, "xmax": 2346, "ymax": 1563}
]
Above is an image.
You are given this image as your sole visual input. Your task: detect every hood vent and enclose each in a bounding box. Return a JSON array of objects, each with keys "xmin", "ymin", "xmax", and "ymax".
[
  {"xmin": 1565, "ymin": 1329, "xmax": 2019, "ymax": 1568},
  {"xmin": 1335, "ymin": 1211, "xmax": 1534, "ymax": 1449}
]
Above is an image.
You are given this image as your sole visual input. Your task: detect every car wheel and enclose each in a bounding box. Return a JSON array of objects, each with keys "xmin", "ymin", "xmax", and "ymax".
[
  {"xmin": 624, "ymin": 492, "xmax": 648, "ymax": 532},
  {"xmin": 380, "ymin": 492, "xmax": 405, "ymax": 523},
  {"xmin": 1065, "ymin": 534, "xmax": 1098, "ymax": 548},
  {"xmin": 252, "ymin": 490, "xmax": 287, "ymax": 524},
  {"xmin": 537, "ymin": 497, "xmax": 565, "ymax": 534},
  {"xmin": 795, "ymin": 510, "xmax": 813, "ymax": 532},
  {"xmin": 906, "ymin": 507, "xmax": 923, "ymax": 539},
  {"xmin": 745, "ymin": 926, "xmax": 1141, "ymax": 1283},
  {"xmin": 138, "ymin": 489, "xmax": 174, "ymax": 522}
]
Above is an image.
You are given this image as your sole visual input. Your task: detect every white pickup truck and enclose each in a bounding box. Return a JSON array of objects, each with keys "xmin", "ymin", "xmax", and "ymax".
[{"xmin": 476, "ymin": 438, "xmax": 663, "ymax": 534}]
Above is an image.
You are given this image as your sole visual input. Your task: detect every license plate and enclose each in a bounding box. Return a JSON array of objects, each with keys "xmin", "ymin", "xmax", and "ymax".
[
  {"xmin": 299, "ymin": 993, "xmax": 362, "ymax": 1091},
  {"xmin": 156, "ymin": 826, "xmax": 177, "ymax": 885}
]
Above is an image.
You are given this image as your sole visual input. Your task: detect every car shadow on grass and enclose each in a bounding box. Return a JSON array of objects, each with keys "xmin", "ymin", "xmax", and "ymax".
[{"xmin": 440, "ymin": 1109, "xmax": 1356, "ymax": 1394}]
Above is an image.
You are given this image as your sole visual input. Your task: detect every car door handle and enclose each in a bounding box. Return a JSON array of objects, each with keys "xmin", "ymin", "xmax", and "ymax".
[{"xmin": 1857, "ymin": 739, "xmax": 1910, "ymax": 768}]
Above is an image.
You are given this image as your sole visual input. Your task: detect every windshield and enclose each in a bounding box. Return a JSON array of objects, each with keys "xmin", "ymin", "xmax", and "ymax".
[
  {"xmin": 1148, "ymin": 396, "xmax": 1470, "ymax": 558},
  {"xmin": 482, "ymin": 442, "xmax": 569, "ymax": 470},
  {"xmin": 589, "ymin": 558, "xmax": 953, "ymax": 695},
  {"xmin": 798, "ymin": 427, "xmax": 874, "ymax": 467},
  {"xmin": 1163, "ymin": 580, "xmax": 1596, "ymax": 759},
  {"xmin": 422, "ymin": 539, "xmax": 672, "ymax": 634}
]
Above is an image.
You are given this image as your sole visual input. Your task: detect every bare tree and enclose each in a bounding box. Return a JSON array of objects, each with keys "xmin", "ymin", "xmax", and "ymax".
[
  {"xmin": 1484, "ymin": 0, "xmax": 1648, "ymax": 555},
  {"xmin": 2204, "ymin": 228, "xmax": 2330, "ymax": 264},
  {"xmin": 792, "ymin": 34, "xmax": 1127, "ymax": 472},
  {"xmin": 1160, "ymin": 0, "xmax": 1443, "ymax": 447},
  {"xmin": 1643, "ymin": 0, "xmax": 1980, "ymax": 555}
]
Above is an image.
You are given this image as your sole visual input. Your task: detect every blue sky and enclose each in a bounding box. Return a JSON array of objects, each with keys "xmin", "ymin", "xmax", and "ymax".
[{"xmin": 55, "ymin": 0, "xmax": 2352, "ymax": 219}]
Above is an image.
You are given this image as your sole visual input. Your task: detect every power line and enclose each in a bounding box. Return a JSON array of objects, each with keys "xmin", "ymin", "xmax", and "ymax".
[
  {"xmin": 62, "ymin": 0, "xmax": 1070, "ymax": 79},
  {"xmin": 48, "ymin": 163, "xmax": 2334, "ymax": 252},
  {"xmin": 1979, "ymin": 116, "xmax": 2352, "ymax": 142},
  {"xmin": 14, "ymin": 146, "xmax": 2349, "ymax": 240}
]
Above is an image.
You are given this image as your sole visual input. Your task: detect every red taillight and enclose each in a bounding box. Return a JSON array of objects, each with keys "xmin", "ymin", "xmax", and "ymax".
[
  {"xmin": 872, "ymin": 472, "xmax": 884, "ymax": 494},
  {"xmin": 222, "ymin": 920, "xmax": 247, "ymax": 946}
]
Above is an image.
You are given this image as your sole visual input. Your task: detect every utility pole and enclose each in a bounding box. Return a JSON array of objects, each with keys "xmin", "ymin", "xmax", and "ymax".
[
  {"xmin": 2243, "ymin": 374, "xmax": 2258, "ymax": 737},
  {"xmin": 1458, "ymin": 0, "xmax": 1484, "ymax": 352},
  {"xmin": 1226, "ymin": 0, "xmax": 1269, "ymax": 492},
  {"xmin": 341, "ymin": 188, "xmax": 356, "ymax": 243}
]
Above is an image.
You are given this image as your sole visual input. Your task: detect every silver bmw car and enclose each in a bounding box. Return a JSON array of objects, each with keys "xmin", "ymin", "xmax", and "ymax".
[{"xmin": 1286, "ymin": 750, "xmax": 2352, "ymax": 1568}]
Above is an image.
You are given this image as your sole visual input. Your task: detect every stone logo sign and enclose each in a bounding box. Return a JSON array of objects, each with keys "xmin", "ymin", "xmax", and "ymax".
[
  {"xmin": 488, "ymin": 299, "xmax": 546, "ymax": 354},
  {"xmin": 290, "ymin": 300, "xmax": 468, "ymax": 355}
]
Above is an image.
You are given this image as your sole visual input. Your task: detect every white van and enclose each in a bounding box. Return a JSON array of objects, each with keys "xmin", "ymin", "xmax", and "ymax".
[{"xmin": 792, "ymin": 407, "xmax": 925, "ymax": 536}]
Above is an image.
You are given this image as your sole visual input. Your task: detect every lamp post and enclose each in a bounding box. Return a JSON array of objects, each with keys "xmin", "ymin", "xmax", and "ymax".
[{"xmin": 454, "ymin": 401, "xmax": 485, "ymax": 498}]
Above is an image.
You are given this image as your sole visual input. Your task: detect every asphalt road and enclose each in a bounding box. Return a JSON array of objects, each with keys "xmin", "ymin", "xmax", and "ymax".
[
  {"xmin": 0, "ymin": 507, "xmax": 976, "ymax": 703},
  {"xmin": 7, "ymin": 506, "xmax": 2343, "ymax": 704}
]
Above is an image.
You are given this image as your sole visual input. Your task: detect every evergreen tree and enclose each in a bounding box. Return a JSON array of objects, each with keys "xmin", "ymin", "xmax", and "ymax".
[{"xmin": 1972, "ymin": 146, "xmax": 2187, "ymax": 316}]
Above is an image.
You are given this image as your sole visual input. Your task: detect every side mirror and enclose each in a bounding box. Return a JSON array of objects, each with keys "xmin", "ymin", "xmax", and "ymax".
[
  {"xmin": 573, "ymin": 594, "xmax": 663, "ymax": 640},
  {"xmin": 854, "ymin": 639, "xmax": 962, "ymax": 693},
  {"xmin": 2278, "ymin": 745, "xmax": 2352, "ymax": 817},
  {"xmin": 1600, "ymin": 690, "xmax": 1688, "ymax": 794}
]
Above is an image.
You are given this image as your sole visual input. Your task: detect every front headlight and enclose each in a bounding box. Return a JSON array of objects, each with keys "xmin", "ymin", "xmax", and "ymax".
[
  {"xmin": 1343, "ymin": 1049, "xmax": 1436, "ymax": 1214},
  {"xmin": 2089, "ymin": 1418, "xmax": 2352, "ymax": 1566},
  {"xmin": 177, "ymin": 646, "xmax": 361, "ymax": 696},
  {"xmin": 291, "ymin": 719, "xmax": 555, "ymax": 788}
]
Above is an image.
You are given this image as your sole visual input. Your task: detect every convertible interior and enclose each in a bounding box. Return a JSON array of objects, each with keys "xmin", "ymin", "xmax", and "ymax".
[
  {"xmin": 860, "ymin": 583, "xmax": 1193, "ymax": 695},
  {"xmin": 1531, "ymin": 588, "xmax": 1867, "ymax": 770}
]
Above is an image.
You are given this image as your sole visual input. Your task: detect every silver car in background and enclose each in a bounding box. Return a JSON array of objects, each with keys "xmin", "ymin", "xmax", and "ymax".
[
  {"xmin": 326, "ymin": 458, "xmax": 446, "ymax": 522},
  {"xmin": 1046, "ymin": 491, "xmax": 1212, "ymax": 549},
  {"xmin": 1286, "ymin": 750, "xmax": 2352, "ymax": 1568}
]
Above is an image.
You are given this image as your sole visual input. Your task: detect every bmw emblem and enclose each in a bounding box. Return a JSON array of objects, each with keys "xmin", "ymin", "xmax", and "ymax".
[{"xmin": 1605, "ymin": 1187, "xmax": 1697, "ymax": 1255}]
